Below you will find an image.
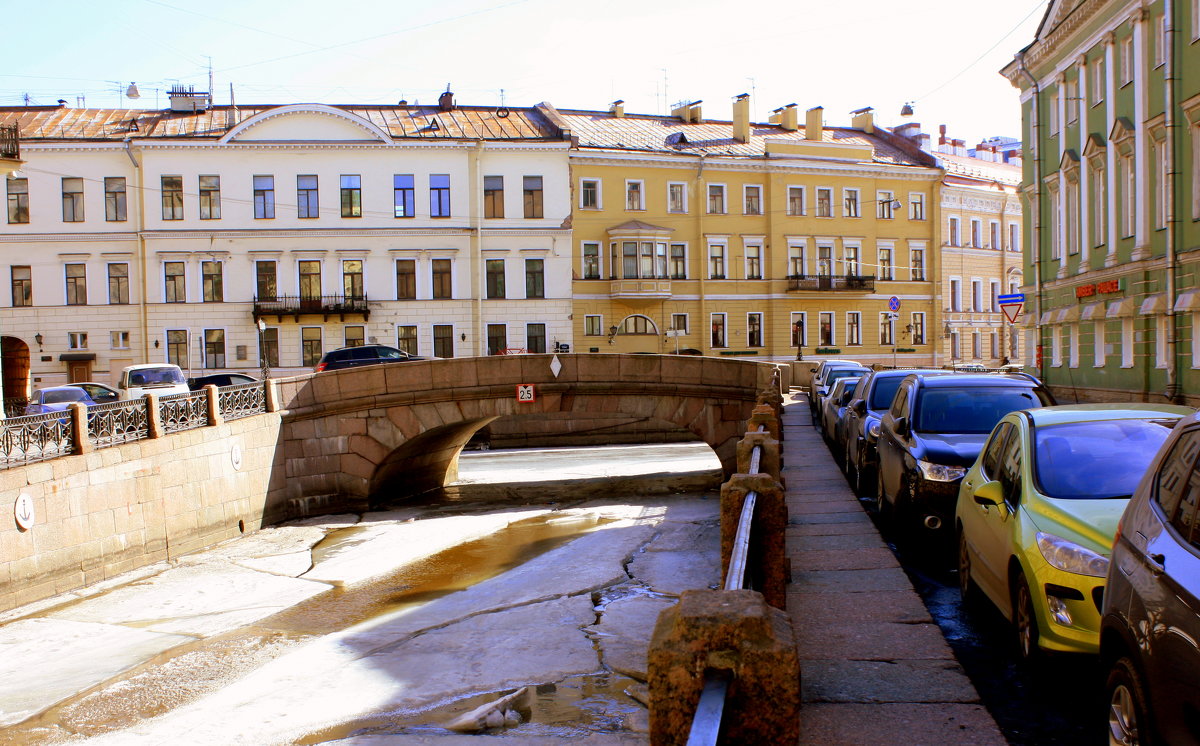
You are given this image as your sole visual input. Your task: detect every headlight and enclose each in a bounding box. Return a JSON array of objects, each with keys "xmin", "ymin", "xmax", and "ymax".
[
  {"xmin": 916, "ymin": 460, "xmax": 966, "ymax": 482},
  {"xmin": 867, "ymin": 420, "xmax": 881, "ymax": 439},
  {"xmin": 1035, "ymin": 532, "xmax": 1109, "ymax": 577}
]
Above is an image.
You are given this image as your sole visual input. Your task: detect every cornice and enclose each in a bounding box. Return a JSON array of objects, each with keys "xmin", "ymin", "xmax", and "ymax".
[
  {"xmin": 21, "ymin": 140, "xmax": 569, "ymax": 153},
  {"xmin": 569, "ymin": 153, "xmax": 940, "ymax": 181},
  {"xmin": 0, "ymin": 232, "xmax": 137, "ymax": 242},
  {"xmin": 141, "ymin": 228, "xmax": 475, "ymax": 239},
  {"xmin": 1022, "ymin": 0, "xmax": 1139, "ymax": 75}
]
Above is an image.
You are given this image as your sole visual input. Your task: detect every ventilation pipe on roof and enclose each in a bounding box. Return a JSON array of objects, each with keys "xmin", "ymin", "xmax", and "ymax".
[
  {"xmin": 850, "ymin": 107, "xmax": 875, "ymax": 134},
  {"xmin": 805, "ymin": 106, "xmax": 824, "ymax": 140},
  {"xmin": 769, "ymin": 104, "xmax": 799, "ymax": 131},
  {"xmin": 438, "ymin": 89, "xmax": 455, "ymax": 112},
  {"xmin": 610, "ymin": 100, "xmax": 625, "ymax": 117},
  {"xmin": 672, "ymin": 100, "xmax": 702, "ymax": 123},
  {"xmin": 733, "ymin": 93, "xmax": 750, "ymax": 143}
]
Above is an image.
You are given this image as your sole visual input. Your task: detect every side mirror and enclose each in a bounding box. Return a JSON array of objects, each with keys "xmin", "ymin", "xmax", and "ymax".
[
  {"xmin": 853, "ymin": 400, "xmax": 867, "ymax": 416},
  {"xmin": 973, "ymin": 480, "xmax": 1005, "ymax": 507},
  {"xmin": 894, "ymin": 416, "xmax": 909, "ymax": 437}
]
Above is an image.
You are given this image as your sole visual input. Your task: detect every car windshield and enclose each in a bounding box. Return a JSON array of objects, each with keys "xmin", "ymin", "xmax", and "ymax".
[
  {"xmin": 870, "ymin": 376, "xmax": 905, "ymax": 410},
  {"xmin": 1034, "ymin": 419, "xmax": 1177, "ymax": 500},
  {"xmin": 914, "ymin": 387, "xmax": 1045, "ymax": 433},
  {"xmin": 43, "ymin": 389, "xmax": 87, "ymax": 404},
  {"xmin": 136, "ymin": 367, "xmax": 186, "ymax": 385},
  {"xmin": 825, "ymin": 368, "xmax": 863, "ymax": 385}
]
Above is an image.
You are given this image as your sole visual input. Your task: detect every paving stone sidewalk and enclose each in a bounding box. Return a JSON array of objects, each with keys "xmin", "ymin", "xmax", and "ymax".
[{"xmin": 782, "ymin": 392, "xmax": 1007, "ymax": 746}]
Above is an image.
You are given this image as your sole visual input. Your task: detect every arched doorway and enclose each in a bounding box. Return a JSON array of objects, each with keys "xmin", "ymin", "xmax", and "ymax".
[{"xmin": 1, "ymin": 337, "xmax": 30, "ymax": 416}]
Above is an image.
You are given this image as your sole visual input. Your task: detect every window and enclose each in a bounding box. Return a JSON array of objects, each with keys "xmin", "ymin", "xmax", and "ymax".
[
  {"xmin": 626, "ymin": 180, "xmax": 644, "ymax": 210},
  {"xmin": 342, "ymin": 259, "xmax": 363, "ymax": 299},
  {"xmin": 111, "ymin": 331, "xmax": 130, "ymax": 350},
  {"xmin": 1050, "ymin": 89, "xmax": 1060, "ymax": 133},
  {"xmin": 971, "ymin": 219, "xmax": 982, "ymax": 247},
  {"xmin": 671, "ymin": 313, "xmax": 689, "ymax": 334},
  {"xmin": 340, "ymin": 175, "xmax": 362, "ymax": 218},
  {"xmin": 525, "ymin": 258, "xmax": 544, "ymax": 299},
  {"xmin": 787, "ymin": 186, "xmax": 805, "ymax": 216},
  {"xmin": 909, "ymin": 193, "xmax": 926, "ymax": 220},
  {"xmin": 108, "ymin": 263, "xmax": 129, "ymax": 305},
  {"xmin": 949, "ymin": 216, "xmax": 960, "ymax": 246},
  {"xmin": 433, "ymin": 324, "xmax": 454, "ymax": 358},
  {"xmin": 1121, "ymin": 154, "xmax": 1135, "ymax": 237},
  {"xmin": 253, "ymin": 175, "xmax": 275, "ymax": 219},
  {"xmin": 1066, "ymin": 178, "xmax": 1081, "ymax": 254},
  {"xmin": 523, "ymin": 176, "xmax": 543, "ymax": 218},
  {"xmin": 486, "ymin": 259, "xmax": 506, "ymax": 299},
  {"xmin": 6, "ymin": 178, "xmax": 28, "ymax": 224},
  {"xmin": 1009, "ymin": 223, "xmax": 1021, "ymax": 253},
  {"xmin": 972, "ymin": 280, "xmax": 983, "ymax": 312},
  {"xmin": 344, "ymin": 326, "xmax": 365, "ymax": 348},
  {"xmin": 11, "ymin": 266, "xmax": 30, "ymax": 307},
  {"xmin": 164, "ymin": 262, "xmax": 185, "ymax": 303},
  {"xmin": 791, "ymin": 312, "xmax": 807, "ymax": 347},
  {"xmin": 621, "ymin": 241, "xmax": 637, "ymax": 279},
  {"xmin": 64, "ymin": 263, "xmax": 87, "ymax": 305},
  {"xmin": 879, "ymin": 313, "xmax": 894, "ymax": 345},
  {"xmin": 204, "ymin": 329, "xmax": 225, "ymax": 368},
  {"xmin": 527, "ymin": 323, "xmax": 547, "ymax": 353},
  {"xmin": 431, "ymin": 258, "xmax": 452, "ymax": 299},
  {"xmin": 396, "ymin": 326, "xmax": 418, "ymax": 355},
  {"xmin": 747, "ymin": 312, "xmax": 763, "ymax": 347},
  {"xmin": 1092, "ymin": 56, "xmax": 1105, "ymax": 102},
  {"xmin": 256, "ymin": 261, "xmax": 277, "ymax": 301},
  {"xmin": 582, "ymin": 243, "xmax": 601, "ymax": 280},
  {"xmin": 585, "ymin": 315, "xmax": 602, "ymax": 336},
  {"xmin": 847, "ymin": 312, "xmax": 861, "ymax": 345},
  {"xmin": 68, "ymin": 332, "xmax": 88, "ymax": 350},
  {"xmin": 950, "ymin": 277, "xmax": 962, "ymax": 311},
  {"xmin": 817, "ymin": 245, "xmax": 833, "ymax": 276},
  {"xmin": 711, "ymin": 313, "xmax": 727, "ymax": 348},
  {"xmin": 487, "ymin": 323, "xmax": 507, "ymax": 355},
  {"xmin": 394, "ymin": 174, "xmax": 415, "ymax": 218},
  {"xmin": 1052, "ymin": 325, "xmax": 1063, "ymax": 367},
  {"xmin": 744, "ymin": 185, "xmax": 762, "ymax": 215},
  {"xmin": 1155, "ymin": 14, "xmax": 1166, "ymax": 67},
  {"xmin": 819, "ymin": 312, "xmax": 834, "ymax": 346},
  {"xmin": 1066, "ymin": 76, "xmax": 1079, "ymax": 124},
  {"xmin": 878, "ymin": 248, "xmax": 893, "ymax": 280},
  {"xmin": 989, "ymin": 221, "xmax": 1000, "ymax": 250},
  {"xmin": 973, "ymin": 330, "xmax": 983, "ymax": 360},
  {"xmin": 745, "ymin": 243, "xmax": 762, "ymax": 280},
  {"xmin": 708, "ymin": 243, "xmax": 726, "ymax": 279},
  {"xmin": 788, "ymin": 243, "xmax": 806, "ymax": 277},
  {"xmin": 911, "ymin": 312, "xmax": 926, "ymax": 345},
  {"xmin": 990, "ymin": 280, "xmax": 1000, "ymax": 312},
  {"xmin": 161, "ymin": 176, "xmax": 183, "ymax": 220},
  {"xmin": 297, "ymin": 175, "xmax": 319, "ymax": 218},
  {"xmin": 876, "ymin": 191, "xmax": 897, "ymax": 219},
  {"xmin": 668, "ymin": 182, "xmax": 686, "ymax": 213},
  {"xmin": 844, "ymin": 188, "xmax": 860, "ymax": 218},
  {"xmin": 62, "ymin": 178, "xmax": 84, "ymax": 222},
  {"xmin": 167, "ymin": 329, "xmax": 188, "ymax": 367},
  {"xmin": 1154, "ymin": 137, "xmax": 1168, "ymax": 230},
  {"xmin": 199, "ymin": 175, "xmax": 220, "ymax": 219},
  {"xmin": 816, "ymin": 188, "xmax": 832, "ymax": 217},
  {"xmin": 911, "ymin": 248, "xmax": 925, "ymax": 281},
  {"xmin": 202, "ymin": 261, "xmax": 223, "ymax": 302},
  {"xmin": 395, "ymin": 259, "xmax": 416, "ymax": 299},
  {"xmin": 670, "ymin": 244, "xmax": 687, "ymax": 279},
  {"xmin": 299, "ymin": 260, "xmax": 321, "ymax": 301},
  {"xmin": 1122, "ymin": 317, "xmax": 1134, "ymax": 367},
  {"xmin": 430, "ymin": 174, "xmax": 451, "ymax": 217},
  {"xmin": 484, "ymin": 176, "xmax": 504, "ymax": 218},
  {"xmin": 260, "ymin": 327, "xmax": 279, "ymax": 369},
  {"xmin": 707, "ymin": 184, "xmax": 726, "ymax": 214},
  {"xmin": 104, "ymin": 177, "xmax": 127, "ymax": 222},
  {"xmin": 844, "ymin": 245, "xmax": 860, "ymax": 277},
  {"xmin": 580, "ymin": 178, "xmax": 600, "ymax": 209},
  {"xmin": 301, "ymin": 327, "xmax": 322, "ymax": 367}
]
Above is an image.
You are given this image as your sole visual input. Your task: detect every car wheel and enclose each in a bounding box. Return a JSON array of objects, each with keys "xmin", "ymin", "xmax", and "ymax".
[
  {"xmin": 957, "ymin": 529, "xmax": 981, "ymax": 605},
  {"xmin": 1012, "ymin": 570, "xmax": 1040, "ymax": 662},
  {"xmin": 1107, "ymin": 656, "xmax": 1153, "ymax": 746}
]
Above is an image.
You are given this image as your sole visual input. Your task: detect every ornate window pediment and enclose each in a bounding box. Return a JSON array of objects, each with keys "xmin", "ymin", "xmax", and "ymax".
[{"xmin": 219, "ymin": 104, "xmax": 393, "ymax": 144}]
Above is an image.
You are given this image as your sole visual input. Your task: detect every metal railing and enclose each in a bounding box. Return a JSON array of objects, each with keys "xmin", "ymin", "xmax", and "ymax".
[
  {"xmin": 252, "ymin": 294, "xmax": 370, "ymax": 318},
  {"xmin": 217, "ymin": 381, "xmax": 265, "ymax": 421},
  {"xmin": 0, "ymin": 411, "xmax": 72, "ymax": 466},
  {"xmin": 0, "ymin": 125, "xmax": 18, "ymax": 160},
  {"xmin": 87, "ymin": 399, "xmax": 149, "ymax": 448},
  {"xmin": 160, "ymin": 391, "xmax": 210, "ymax": 434},
  {"xmin": 786, "ymin": 273, "xmax": 876, "ymax": 292}
]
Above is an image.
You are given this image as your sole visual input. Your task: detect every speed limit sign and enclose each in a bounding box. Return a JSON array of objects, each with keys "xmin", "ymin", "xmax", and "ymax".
[{"xmin": 516, "ymin": 383, "xmax": 536, "ymax": 403}]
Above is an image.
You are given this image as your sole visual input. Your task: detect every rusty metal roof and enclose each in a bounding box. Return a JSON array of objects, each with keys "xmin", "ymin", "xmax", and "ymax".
[
  {"xmin": 554, "ymin": 109, "xmax": 933, "ymax": 167},
  {"xmin": 938, "ymin": 152, "xmax": 1021, "ymax": 186},
  {"xmin": 0, "ymin": 104, "xmax": 562, "ymax": 142}
]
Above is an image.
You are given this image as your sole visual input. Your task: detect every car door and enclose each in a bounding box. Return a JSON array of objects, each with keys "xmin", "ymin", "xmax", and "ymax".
[
  {"xmin": 878, "ymin": 379, "xmax": 913, "ymax": 502},
  {"xmin": 961, "ymin": 420, "xmax": 1019, "ymax": 606}
]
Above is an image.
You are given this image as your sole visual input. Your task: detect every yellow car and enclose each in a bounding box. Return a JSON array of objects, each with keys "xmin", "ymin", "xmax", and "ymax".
[{"xmin": 955, "ymin": 403, "xmax": 1193, "ymax": 660}]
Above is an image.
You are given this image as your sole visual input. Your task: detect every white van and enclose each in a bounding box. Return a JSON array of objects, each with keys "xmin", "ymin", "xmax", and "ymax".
[{"xmin": 118, "ymin": 363, "xmax": 190, "ymax": 400}]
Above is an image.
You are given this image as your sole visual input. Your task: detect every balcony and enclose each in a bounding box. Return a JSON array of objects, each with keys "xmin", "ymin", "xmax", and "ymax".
[
  {"xmin": 609, "ymin": 279, "xmax": 671, "ymax": 303},
  {"xmin": 0, "ymin": 125, "xmax": 20, "ymax": 176},
  {"xmin": 252, "ymin": 294, "xmax": 370, "ymax": 321},
  {"xmin": 787, "ymin": 274, "xmax": 876, "ymax": 292}
]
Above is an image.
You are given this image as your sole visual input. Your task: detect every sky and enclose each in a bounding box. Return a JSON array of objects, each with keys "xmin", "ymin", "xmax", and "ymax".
[{"xmin": 3, "ymin": 0, "xmax": 1047, "ymax": 147}]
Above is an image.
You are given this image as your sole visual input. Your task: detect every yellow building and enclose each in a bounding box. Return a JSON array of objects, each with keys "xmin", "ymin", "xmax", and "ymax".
[{"xmin": 545, "ymin": 99, "xmax": 943, "ymax": 365}]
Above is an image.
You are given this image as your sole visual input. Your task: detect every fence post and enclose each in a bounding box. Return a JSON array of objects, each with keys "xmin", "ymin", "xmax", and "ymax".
[
  {"xmin": 720, "ymin": 472, "xmax": 788, "ymax": 609},
  {"xmin": 747, "ymin": 404, "xmax": 781, "ymax": 443},
  {"xmin": 264, "ymin": 379, "xmax": 279, "ymax": 413},
  {"xmin": 144, "ymin": 393, "xmax": 163, "ymax": 438},
  {"xmin": 205, "ymin": 385, "xmax": 224, "ymax": 427},
  {"xmin": 69, "ymin": 402, "xmax": 92, "ymax": 455}
]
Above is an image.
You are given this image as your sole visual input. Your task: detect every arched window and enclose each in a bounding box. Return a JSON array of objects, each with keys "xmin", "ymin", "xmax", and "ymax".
[{"xmin": 619, "ymin": 315, "xmax": 658, "ymax": 335}]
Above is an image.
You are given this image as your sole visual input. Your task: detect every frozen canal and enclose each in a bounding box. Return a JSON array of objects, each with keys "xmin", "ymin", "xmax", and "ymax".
[{"xmin": 0, "ymin": 442, "xmax": 723, "ymax": 745}]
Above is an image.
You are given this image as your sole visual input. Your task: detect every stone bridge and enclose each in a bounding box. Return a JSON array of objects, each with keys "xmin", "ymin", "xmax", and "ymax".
[{"xmin": 273, "ymin": 354, "xmax": 780, "ymax": 506}]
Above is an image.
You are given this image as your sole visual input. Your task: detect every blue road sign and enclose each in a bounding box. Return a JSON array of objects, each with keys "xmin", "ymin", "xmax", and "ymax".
[
  {"xmin": 998, "ymin": 293, "xmax": 1025, "ymax": 305},
  {"xmin": 888, "ymin": 296, "xmax": 901, "ymax": 312}
]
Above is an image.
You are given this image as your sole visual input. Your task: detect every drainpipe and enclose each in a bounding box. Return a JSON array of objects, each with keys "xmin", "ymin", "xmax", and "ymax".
[
  {"xmin": 1164, "ymin": 0, "xmax": 1181, "ymax": 401},
  {"xmin": 695, "ymin": 153, "xmax": 707, "ymax": 354},
  {"xmin": 124, "ymin": 139, "xmax": 150, "ymax": 363},
  {"xmin": 1015, "ymin": 52, "xmax": 1044, "ymax": 382},
  {"xmin": 471, "ymin": 139, "xmax": 484, "ymax": 357}
]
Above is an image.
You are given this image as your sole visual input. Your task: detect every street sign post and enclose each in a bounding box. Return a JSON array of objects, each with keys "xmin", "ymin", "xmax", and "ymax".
[
  {"xmin": 1001, "ymin": 304, "xmax": 1023, "ymax": 324},
  {"xmin": 888, "ymin": 296, "xmax": 901, "ymax": 312}
]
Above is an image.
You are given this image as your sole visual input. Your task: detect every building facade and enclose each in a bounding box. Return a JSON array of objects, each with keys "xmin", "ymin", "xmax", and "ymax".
[
  {"xmin": 549, "ymin": 99, "xmax": 944, "ymax": 365},
  {"xmin": 0, "ymin": 96, "xmax": 573, "ymax": 411},
  {"xmin": 1003, "ymin": 0, "xmax": 1200, "ymax": 403}
]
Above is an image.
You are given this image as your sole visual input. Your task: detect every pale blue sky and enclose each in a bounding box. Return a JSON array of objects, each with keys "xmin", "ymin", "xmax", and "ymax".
[{"xmin": 3, "ymin": 0, "xmax": 1046, "ymax": 145}]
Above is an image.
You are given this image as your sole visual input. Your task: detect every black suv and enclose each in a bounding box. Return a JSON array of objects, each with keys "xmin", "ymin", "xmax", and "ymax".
[
  {"xmin": 315, "ymin": 344, "xmax": 424, "ymax": 372},
  {"xmin": 875, "ymin": 372, "xmax": 1054, "ymax": 533}
]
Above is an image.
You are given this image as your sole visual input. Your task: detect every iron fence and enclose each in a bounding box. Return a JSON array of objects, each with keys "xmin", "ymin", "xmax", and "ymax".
[
  {"xmin": 0, "ymin": 411, "xmax": 72, "ymax": 466},
  {"xmin": 87, "ymin": 399, "xmax": 149, "ymax": 448},
  {"xmin": 160, "ymin": 391, "xmax": 210, "ymax": 434},
  {"xmin": 218, "ymin": 381, "xmax": 265, "ymax": 421}
]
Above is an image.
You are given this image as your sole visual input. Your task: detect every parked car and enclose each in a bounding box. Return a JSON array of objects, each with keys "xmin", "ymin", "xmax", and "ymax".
[
  {"xmin": 25, "ymin": 386, "xmax": 97, "ymax": 415},
  {"xmin": 956, "ymin": 404, "xmax": 1191, "ymax": 663},
  {"xmin": 806, "ymin": 359, "xmax": 862, "ymax": 412},
  {"xmin": 876, "ymin": 372, "xmax": 1055, "ymax": 533},
  {"xmin": 118, "ymin": 363, "xmax": 190, "ymax": 400},
  {"xmin": 1102, "ymin": 409, "xmax": 1200, "ymax": 745},
  {"xmin": 314, "ymin": 344, "xmax": 424, "ymax": 372},
  {"xmin": 842, "ymin": 368, "xmax": 946, "ymax": 497},
  {"xmin": 820, "ymin": 376, "xmax": 862, "ymax": 446},
  {"xmin": 810, "ymin": 363, "xmax": 868, "ymax": 425},
  {"xmin": 65, "ymin": 382, "xmax": 121, "ymax": 404},
  {"xmin": 188, "ymin": 373, "xmax": 258, "ymax": 390}
]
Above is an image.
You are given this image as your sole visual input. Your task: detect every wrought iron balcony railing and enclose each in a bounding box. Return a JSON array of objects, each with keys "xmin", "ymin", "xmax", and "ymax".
[
  {"xmin": 252, "ymin": 294, "xmax": 370, "ymax": 320},
  {"xmin": 0, "ymin": 125, "xmax": 18, "ymax": 161},
  {"xmin": 786, "ymin": 274, "xmax": 876, "ymax": 292}
]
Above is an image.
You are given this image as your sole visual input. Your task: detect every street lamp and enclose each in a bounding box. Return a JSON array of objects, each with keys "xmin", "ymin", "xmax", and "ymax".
[
  {"xmin": 256, "ymin": 318, "xmax": 271, "ymax": 380},
  {"xmin": 793, "ymin": 319, "xmax": 805, "ymax": 361}
]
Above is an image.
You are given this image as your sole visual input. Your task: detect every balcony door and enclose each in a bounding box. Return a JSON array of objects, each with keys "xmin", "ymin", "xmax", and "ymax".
[{"xmin": 299, "ymin": 261, "xmax": 321, "ymax": 312}]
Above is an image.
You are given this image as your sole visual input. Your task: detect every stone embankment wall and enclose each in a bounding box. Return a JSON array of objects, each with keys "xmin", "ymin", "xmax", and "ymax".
[{"xmin": 0, "ymin": 414, "xmax": 285, "ymax": 613}]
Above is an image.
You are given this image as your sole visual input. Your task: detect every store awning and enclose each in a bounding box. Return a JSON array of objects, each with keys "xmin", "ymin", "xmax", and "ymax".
[
  {"xmin": 1139, "ymin": 293, "xmax": 1167, "ymax": 315},
  {"xmin": 1080, "ymin": 301, "xmax": 1105, "ymax": 321},
  {"xmin": 1039, "ymin": 311, "xmax": 1053, "ymax": 325},
  {"xmin": 58, "ymin": 353, "xmax": 96, "ymax": 362},
  {"xmin": 1106, "ymin": 298, "xmax": 1136, "ymax": 318},
  {"xmin": 1175, "ymin": 290, "xmax": 1200, "ymax": 313},
  {"xmin": 1056, "ymin": 305, "xmax": 1081, "ymax": 323}
]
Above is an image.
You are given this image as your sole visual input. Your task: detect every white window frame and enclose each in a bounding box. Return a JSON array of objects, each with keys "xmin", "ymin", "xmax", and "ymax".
[
  {"xmin": 879, "ymin": 312, "xmax": 895, "ymax": 346},
  {"xmin": 787, "ymin": 185, "xmax": 806, "ymax": 216},
  {"xmin": 708, "ymin": 240, "xmax": 727, "ymax": 279},
  {"xmin": 791, "ymin": 311, "xmax": 808, "ymax": 347},
  {"xmin": 949, "ymin": 216, "xmax": 960, "ymax": 247},
  {"xmin": 1009, "ymin": 222, "xmax": 1021, "ymax": 253},
  {"xmin": 1051, "ymin": 325, "xmax": 1063, "ymax": 367},
  {"xmin": 877, "ymin": 245, "xmax": 894, "ymax": 281},
  {"xmin": 580, "ymin": 178, "xmax": 602, "ymax": 210},
  {"xmin": 1120, "ymin": 35, "xmax": 1134, "ymax": 86},
  {"xmin": 970, "ymin": 218, "xmax": 983, "ymax": 248},
  {"xmin": 972, "ymin": 330, "xmax": 982, "ymax": 360},
  {"xmin": 910, "ymin": 246, "xmax": 926, "ymax": 281},
  {"xmin": 950, "ymin": 276, "xmax": 962, "ymax": 312},
  {"xmin": 743, "ymin": 184, "xmax": 763, "ymax": 215},
  {"xmin": 743, "ymin": 240, "xmax": 763, "ymax": 280},
  {"xmin": 989, "ymin": 220, "xmax": 1000, "ymax": 250},
  {"xmin": 1122, "ymin": 317, "xmax": 1134, "ymax": 367},
  {"xmin": 746, "ymin": 311, "xmax": 764, "ymax": 347},
  {"xmin": 876, "ymin": 190, "xmax": 897, "ymax": 219},
  {"xmin": 68, "ymin": 331, "xmax": 88, "ymax": 350},
  {"xmin": 990, "ymin": 280, "xmax": 1000, "ymax": 312},
  {"xmin": 843, "ymin": 188, "xmax": 860, "ymax": 218},
  {"xmin": 847, "ymin": 311, "xmax": 862, "ymax": 346},
  {"xmin": 908, "ymin": 192, "xmax": 926, "ymax": 221},
  {"xmin": 584, "ymin": 314, "xmax": 603, "ymax": 336},
  {"xmin": 671, "ymin": 313, "xmax": 689, "ymax": 335},
  {"xmin": 1095, "ymin": 319, "xmax": 1107, "ymax": 367},
  {"xmin": 787, "ymin": 240, "xmax": 807, "ymax": 277},
  {"xmin": 971, "ymin": 279, "xmax": 983, "ymax": 312},
  {"xmin": 911, "ymin": 312, "xmax": 926, "ymax": 345},
  {"xmin": 816, "ymin": 187, "xmax": 833, "ymax": 218},
  {"xmin": 819, "ymin": 311, "xmax": 836, "ymax": 346},
  {"xmin": 110, "ymin": 330, "xmax": 130, "ymax": 350},
  {"xmin": 843, "ymin": 244, "xmax": 860, "ymax": 277},
  {"xmin": 1157, "ymin": 315, "xmax": 1169, "ymax": 368},
  {"xmin": 1155, "ymin": 14, "xmax": 1167, "ymax": 67},
  {"xmin": 1091, "ymin": 56, "xmax": 1105, "ymax": 103},
  {"xmin": 711, "ymin": 312, "xmax": 728, "ymax": 348},
  {"xmin": 625, "ymin": 179, "xmax": 644, "ymax": 211},
  {"xmin": 1068, "ymin": 323, "xmax": 1079, "ymax": 368},
  {"xmin": 667, "ymin": 181, "xmax": 688, "ymax": 214},
  {"xmin": 707, "ymin": 183, "xmax": 727, "ymax": 214}
]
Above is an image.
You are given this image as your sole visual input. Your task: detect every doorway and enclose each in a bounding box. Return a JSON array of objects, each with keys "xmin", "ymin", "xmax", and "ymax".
[{"xmin": 1, "ymin": 337, "xmax": 30, "ymax": 416}]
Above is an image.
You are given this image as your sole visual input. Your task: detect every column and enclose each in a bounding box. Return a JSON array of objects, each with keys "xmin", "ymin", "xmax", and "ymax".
[
  {"xmin": 1105, "ymin": 30, "xmax": 1119, "ymax": 267},
  {"xmin": 1133, "ymin": 8, "xmax": 1150, "ymax": 258}
]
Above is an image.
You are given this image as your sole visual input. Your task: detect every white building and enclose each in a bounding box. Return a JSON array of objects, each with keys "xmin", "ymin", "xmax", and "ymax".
[{"xmin": 0, "ymin": 94, "xmax": 573, "ymax": 408}]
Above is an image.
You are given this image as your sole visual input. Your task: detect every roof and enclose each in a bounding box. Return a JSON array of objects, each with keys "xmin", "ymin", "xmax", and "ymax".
[
  {"xmin": 911, "ymin": 373, "xmax": 1043, "ymax": 388},
  {"xmin": 553, "ymin": 109, "xmax": 935, "ymax": 167},
  {"xmin": 938, "ymin": 152, "xmax": 1022, "ymax": 186},
  {"xmin": 1025, "ymin": 403, "xmax": 1196, "ymax": 425},
  {"xmin": 0, "ymin": 103, "xmax": 562, "ymax": 142}
]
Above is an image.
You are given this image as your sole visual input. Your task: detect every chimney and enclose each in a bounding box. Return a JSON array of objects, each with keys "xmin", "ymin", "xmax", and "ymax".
[
  {"xmin": 438, "ymin": 90, "xmax": 455, "ymax": 112},
  {"xmin": 733, "ymin": 93, "xmax": 750, "ymax": 142},
  {"xmin": 850, "ymin": 107, "xmax": 875, "ymax": 133},
  {"xmin": 805, "ymin": 106, "xmax": 824, "ymax": 141},
  {"xmin": 610, "ymin": 99, "xmax": 625, "ymax": 117},
  {"xmin": 672, "ymin": 100, "xmax": 703, "ymax": 122}
]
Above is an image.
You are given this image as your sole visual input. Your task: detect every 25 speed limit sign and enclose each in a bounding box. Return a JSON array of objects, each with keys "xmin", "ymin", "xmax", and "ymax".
[{"xmin": 516, "ymin": 383, "xmax": 536, "ymax": 403}]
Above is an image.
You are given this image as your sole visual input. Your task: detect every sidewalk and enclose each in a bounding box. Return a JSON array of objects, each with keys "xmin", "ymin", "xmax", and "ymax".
[{"xmin": 781, "ymin": 392, "xmax": 1007, "ymax": 745}]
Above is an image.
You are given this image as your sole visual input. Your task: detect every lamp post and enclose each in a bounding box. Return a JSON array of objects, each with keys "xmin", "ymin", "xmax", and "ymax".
[
  {"xmin": 256, "ymin": 318, "xmax": 270, "ymax": 380},
  {"xmin": 793, "ymin": 319, "xmax": 805, "ymax": 361}
]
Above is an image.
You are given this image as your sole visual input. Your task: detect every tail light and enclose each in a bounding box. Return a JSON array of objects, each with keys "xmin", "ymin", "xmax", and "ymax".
[{"xmin": 314, "ymin": 362, "xmax": 327, "ymax": 372}]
